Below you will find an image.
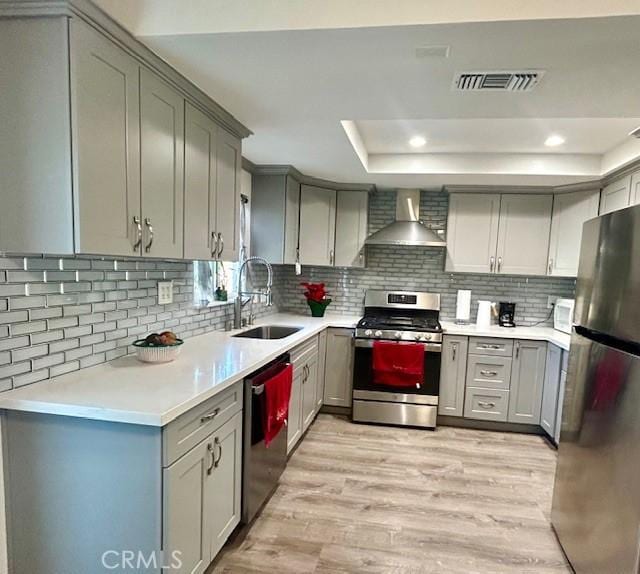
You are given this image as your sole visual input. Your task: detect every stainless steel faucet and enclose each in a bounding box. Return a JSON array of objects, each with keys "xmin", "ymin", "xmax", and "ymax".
[{"xmin": 234, "ymin": 256, "xmax": 273, "ymax": 329}]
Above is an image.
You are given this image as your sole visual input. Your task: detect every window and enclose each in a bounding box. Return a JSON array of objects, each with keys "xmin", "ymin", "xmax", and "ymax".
[{"xmin": 193, "ymin": 260, "xmax": 241, "ymax": 307}]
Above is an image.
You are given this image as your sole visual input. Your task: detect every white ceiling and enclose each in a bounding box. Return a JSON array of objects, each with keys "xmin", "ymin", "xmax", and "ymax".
[{"xmin": 96, "ymin": 2, "xmax": 640, "ymax": 188}]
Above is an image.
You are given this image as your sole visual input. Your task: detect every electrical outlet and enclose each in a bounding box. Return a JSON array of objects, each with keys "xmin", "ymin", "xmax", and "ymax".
[
  {"xmin": 158, "ymin": 281, "xmax": 173, "ymax": 305},
  {"xmin": 547, "ymin": 295, "xmax": 558, "ymax": 309}
]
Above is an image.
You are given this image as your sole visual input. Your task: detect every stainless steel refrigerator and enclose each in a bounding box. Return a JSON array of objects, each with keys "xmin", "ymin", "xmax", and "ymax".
[{"xmin": 552, "ymin": 203, "xmax": 640, "ymax": 573}]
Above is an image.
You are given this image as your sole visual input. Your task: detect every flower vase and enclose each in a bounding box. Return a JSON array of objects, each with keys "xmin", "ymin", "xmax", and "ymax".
[{"xmin": 307, "ymin": 299, "xmax": 331, "ymax": 317}]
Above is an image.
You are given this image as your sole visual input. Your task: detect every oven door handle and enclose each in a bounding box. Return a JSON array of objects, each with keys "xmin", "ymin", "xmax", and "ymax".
[{"xmin": 354, "ymin": 339, "xmax": 441, "ymax": 352}]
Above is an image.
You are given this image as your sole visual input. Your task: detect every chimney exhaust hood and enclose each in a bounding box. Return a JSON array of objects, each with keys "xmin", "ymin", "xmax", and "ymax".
[{"xmin": 365, "ymin": 190, "xmax": 446, "ymax": 247}]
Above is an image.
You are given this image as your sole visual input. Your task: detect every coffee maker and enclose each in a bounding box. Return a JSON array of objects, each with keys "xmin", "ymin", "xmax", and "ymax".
[{"xmin": 498, "ymin": 302, "xmax": 516, "ymax": 327}]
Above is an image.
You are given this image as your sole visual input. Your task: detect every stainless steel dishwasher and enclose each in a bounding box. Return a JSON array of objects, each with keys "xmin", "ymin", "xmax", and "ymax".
[{"xmin": 242, "ymin": 352, "xmax": 291, "ymax": 524}]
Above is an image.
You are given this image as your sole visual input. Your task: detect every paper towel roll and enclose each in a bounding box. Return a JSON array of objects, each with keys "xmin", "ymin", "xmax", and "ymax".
[{"xmin": 456, "ymin": 290, "xmax": 471, "ymax": 322}]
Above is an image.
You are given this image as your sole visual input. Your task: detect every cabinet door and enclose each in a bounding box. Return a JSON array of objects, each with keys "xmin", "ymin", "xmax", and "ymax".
[
  {"xmin": 630, "ymin": 171, "xmax": 640, "ymax": 207},
  {"xmin": 438, "ymin": 336, "xmax": 468, "ymax": 417},
  {"xmin": 555, "ymin": 368, "xmax": 567, "ymax": 443},
  {"xmin": 445, "ymin": 194, "xmax": 500, "ymax": 273},
  {"xmin": 163, "ymin": 438, "xmax": 210, "ymax": 574},
  {"xmin": 600, "ymin": 175, "xmax": 631, "ymax": 214},
  {"xmin": 140, "ymin": 68, "xmax": 184, "ymax": 258},
  {"xmin": 323, "ymin": 328, "xmax": 354, "ymax": 407},
  {"xmin": 334, "ymin": 191, "xmax": 368, "ymax": 267},
  {"xmin": 548, "ymin": 190, "xmax": 600, "ymax": 277},
  {"xmin": 215, "ymin": 127, "xmax": 242, "ymax": 262},
  {"xmin": 315, "ymin": 330, "xmax": 328, "ymax": 412},
  {"xmin": 299, "ymin": 185, "xmax": 337, "ymax": 266},
  {"xmin": 287, "ymin": 369, "xmax": 304, "ymax": 454},
  {"xmin": 508, "ymin": 340, "xmax": 547, "ymax": 424},
  {"xmin": 71, "ymin": 20, "xmax": 141, "ymax": 256},
  {"xmin": 207, "ymin": 412, "xmax": 243, "ymax": 560},
  {"xmin": 184, "ymin": 102, "xmax": 217, "ymax": 260},
  {"xmin": 496, "ymin": 195, "xmax": 552, "ymax": 276},
  {"xmin": 302, "ymin": 353, "xmax": 319, "ymax": 431},
  {"xmin": 541, "ymin": 344, "xmax": 562, "ymax": 438}
]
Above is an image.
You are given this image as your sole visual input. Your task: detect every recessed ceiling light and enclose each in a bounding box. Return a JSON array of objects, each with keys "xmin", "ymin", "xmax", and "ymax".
[
  {"xmin": 409, "ymin": 136, "xmax": 427, "ymax": 148},
  {"xmin": 545, "ymin": 135, "xmax": 565, "ymax": 147}
]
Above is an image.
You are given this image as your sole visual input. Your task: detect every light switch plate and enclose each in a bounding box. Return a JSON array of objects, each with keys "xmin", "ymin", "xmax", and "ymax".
[{"xmin": 158, "ymin": 281, "xmax": 173, "ymax": 305}]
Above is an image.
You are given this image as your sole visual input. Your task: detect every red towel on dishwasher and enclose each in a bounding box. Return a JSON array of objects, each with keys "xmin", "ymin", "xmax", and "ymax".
[
  {"xmin": 373, "ymin": 341, "xmax": 424, "ymax": 388},
  {"xmin": 263, "ymin": 363, "xmax": 293, "ymax": 447}
]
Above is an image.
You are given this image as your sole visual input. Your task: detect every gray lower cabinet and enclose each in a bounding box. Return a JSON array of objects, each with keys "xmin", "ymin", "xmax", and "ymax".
[
  {"xmin": 438, "ymin": 335, "xmax": 468, "ymax": 417},
  {"xmin": 323, "ymin": 328, "xmax": 355, "ymax": 407},
  {"xmin": 302, "ymin": 352, "xmax": 319, "ymax": 430},
  {"xmin": 288, "ymin": 336, "xmax": 320, "ymax": 453},
  {"xmin": 540, "ymin": 343, "xmax": 562, "ymax": 438},
  {"xmin": 464, "ymin": 387, "xmax": 510, "ymax": 422},
  {"xmin": 555, "ymin": 368, "xmax": 568, "ymax": 443},
  {"xmin": 508, "ymin": 340, "xmax": 547, "ymax": 424},
  {"xmin": 315, "ymin": 330, "xmax": 328, "ymax": 411},
  {"xmin": 163, "ymin": 411, "xmax": 242, "ymax": 573},
  {"xmin": 287, "ymin": 367, "xmax": 304, "ymax": 453}
]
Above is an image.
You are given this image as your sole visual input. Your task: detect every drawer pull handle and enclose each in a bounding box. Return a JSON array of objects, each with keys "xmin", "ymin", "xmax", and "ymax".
[
  {"xmin": 478, "ymin": 401, "xmax": 496, "ymax": 409},
  {"xmin": 480, "ymin": 370, "xmax": 498, "ymax": 377},
  {"xmin": 206, "ymin": 442, "xmax": 215, "ymax": 475},
  {"xmin": 201, "ymin": 407, "xmax": 221, "ymax": 423},
  {"xmin": 478, "ymin": 344, "xmax": 501, "ymax": 350}
]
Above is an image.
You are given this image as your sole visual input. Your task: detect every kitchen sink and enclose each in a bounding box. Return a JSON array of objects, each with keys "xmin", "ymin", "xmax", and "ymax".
[{"xmin": 232, "ymin": 325, "xmax": 302, "ymax": 340}]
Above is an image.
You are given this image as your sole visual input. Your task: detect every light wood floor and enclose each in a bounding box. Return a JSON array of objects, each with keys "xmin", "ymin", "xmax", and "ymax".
[{"xmin": 212, "ymin": 415, "xmax": 571, "ymax": 574}]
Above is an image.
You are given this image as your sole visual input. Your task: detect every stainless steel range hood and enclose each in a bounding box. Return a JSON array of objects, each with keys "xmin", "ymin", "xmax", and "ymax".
[{"xmin": 365, "ymin": 190, "xmax": 446, "ymax": 247}]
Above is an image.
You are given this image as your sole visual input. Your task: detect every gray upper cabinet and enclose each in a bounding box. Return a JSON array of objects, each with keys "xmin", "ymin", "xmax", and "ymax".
[
  {"xmin": 140, "ymin": 69, "xmax": 185, "ymax": 259},
  {"xmin": 541, "ymin": 343, "xmax": 562, "ymax": 438},
  {"xmin": 600, "ymin": 175, "xmax": 631, "ymax": 215},
  {"xmin": 0, "ymin": 18, "xmax": 74, "ymax": 254},
  {"xmin": 548, "ymin": 190, "xmax": 600, "ymax": 277},
  {"xmin": 184, "ymin": 103, "xmax": 218, "ymax": 261},
  {"xmin": 438, "ymin": 335, "xmax": 468, "ymax": 417},
  {"xmin": 632, "ymin": 171, "xmax": 640, "ymax": 207},
  {"xmin": 299, "ymin": 185, "xmax": 337, "ymax": 266},
  {"xmin": 446, "ymin": 194, "xmax": 500, "ymax": 273},
  {"xmin": 251, "ymin": 174, "xmax": 300, "ymax": 265},
  {"xmin": 323, "ymin": 328, "xmax": 354, "ymax": 408},
  {"xmin": 508, "ymin": 340, "xmax": 547, "ymax": 424},
  {"xmin": 71, "ymin": 20, "xmax": 141, "ymax": 257},
  {"xmin": 334, "ymin": 191, "xmax": 369, "ymax": 267},
  {"xmin": 496, "ymin": 195, "xmax": 553, "ymax": 276},
  {"xmin": 215, "ymin": 128, "xmax": 242, "ymax": 262}
]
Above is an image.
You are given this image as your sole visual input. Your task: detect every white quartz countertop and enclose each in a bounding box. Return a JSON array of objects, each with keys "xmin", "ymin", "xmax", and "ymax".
[
  {"xmin": 0, "ymin": 313, "xmax": 359, "ymax": 427},
  {"xmin": 441, "ymin": 321, "xmax": 571, "ymax": 351},
  {"xmin": 0, "ymin": 312, "xmax": 570, "ymax": 427}
]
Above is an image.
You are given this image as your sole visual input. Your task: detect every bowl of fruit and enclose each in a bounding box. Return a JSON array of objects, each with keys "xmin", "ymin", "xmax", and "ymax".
[{"xmin": 133, "ymin": 331, "xmax": 184, "ymax": 364}]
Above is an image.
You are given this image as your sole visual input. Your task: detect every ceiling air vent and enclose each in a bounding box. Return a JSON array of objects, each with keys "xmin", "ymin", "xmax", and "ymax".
[{"xmin": 453, "ymin": 70, "xmax": 545, "ymax": 92}]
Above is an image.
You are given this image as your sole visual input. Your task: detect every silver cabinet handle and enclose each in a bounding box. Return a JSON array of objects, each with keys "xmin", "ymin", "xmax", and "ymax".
[
  {"xmin": 478, "ymin": 401, "xmax": 496, "ymax": 409},
  {"xmin": 478, "ymin": 344, "xmax": 501, "ymax": 350},
  {"xmin": 515, "ymin": 341, "xmax": 520, "ymax": 359},
  {"xmin": 480, "ymin": 370, "xmax": 498, "ymax": 377},
  {"xmin": 497, "ymin": 256, "xmax": 502, "ymax": 272},
  {"xmin": 359, "ymin": 250, "xmax": 364, "ymax": 265},
  {"xmin": 211, "ymin": 231, "xmax": 218, "ymax": 259},
  {"xmin": 200, "ymin": 407, "xmax": 220, "ymax": 424},
  {"xmin": 217, "ymin": 232, "xmax": 224, "ymax": 258},
  {"xmin": 452, "ymin": 345, "xmax": 456, "ymax": 361},
  {"xmin": 132, "ymin": 216, "xmax": 142, "ymax": 252},
  {"xmin": 548, "ymin": 259, "xmax": 553, "ymax": 274},
  {"xmin": 206, "ymin": 442, "xmax": 215, "ymax": 475},
  {"xmin": 489, "ymin": 256, "xmax": 495, "ymax": 273},
  {"xmin": 213, "ymin": 437, "xmax": 222, "ymax": 468},
  {"xmin": 329, "ymin": 250, "xmax": 335, "ymax": 265},
  {"xmin": 144, "ymin": 218, "xmax": 154, "ymax": 252}
]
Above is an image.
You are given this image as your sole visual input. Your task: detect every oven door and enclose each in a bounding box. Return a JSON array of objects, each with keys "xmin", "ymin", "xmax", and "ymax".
[{"xmin": 352, "ymin": 338, "xmax": 441, "ymax": 404}]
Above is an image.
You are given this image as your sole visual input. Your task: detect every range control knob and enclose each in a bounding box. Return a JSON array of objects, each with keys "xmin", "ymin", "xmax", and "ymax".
[
  {"xmin": 394, "ymin": 331, "xmax": 402, "ymax": 339},
  {"xmin": 414, "ymin": 333, "xmax": 423, "ymax": 341},
  {"xmin": 374, "ymin": 330, "xmax": 383, "ymax": 338},
  {"xmin": 423, "ymin": 333, "xmax": 432, "ymax": 341},
  {"xmin": 364, "ymin": 329, "xmax": 373, "ymax": 336}
]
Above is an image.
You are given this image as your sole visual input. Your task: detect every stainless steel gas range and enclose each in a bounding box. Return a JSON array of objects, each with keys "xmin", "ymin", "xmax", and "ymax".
[{"xmin": 352, "ymin": 290, "xmax": 442, "ymax": 429}]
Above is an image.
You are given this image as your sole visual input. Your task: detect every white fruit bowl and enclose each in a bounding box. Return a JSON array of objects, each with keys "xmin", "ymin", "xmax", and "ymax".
[{"xmin": 132, "ymin": 339, "xmax": 184, "ymax": 364}]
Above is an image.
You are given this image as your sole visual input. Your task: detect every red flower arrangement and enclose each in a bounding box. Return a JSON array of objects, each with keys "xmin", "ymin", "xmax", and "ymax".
[{"xmin": 301, "ymin": 282, "xmax": 332, "ymax": 317}]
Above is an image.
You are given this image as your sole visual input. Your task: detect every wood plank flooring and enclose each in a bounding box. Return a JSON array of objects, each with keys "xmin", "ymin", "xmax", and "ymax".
[{"xmin": 212, "ymin": 415, "xmax": 571, "ymax": 574}]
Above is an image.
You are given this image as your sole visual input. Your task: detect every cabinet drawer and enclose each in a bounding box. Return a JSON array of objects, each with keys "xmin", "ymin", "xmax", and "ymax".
[
  {"xmin": 163, "ymin": 381, "xmax": 243, "ymax": 466},
  {"xmin": 464, "ymin": 387, "xmax": 509, "ymax": 422},
  {"xmin": 466, "ymin": 355, "xmax": 512, "ymax": 390},
  {"xmin": 291, "ymin": 335, "xmax": 319, "ymax": 369},
  {"xmin": 469, "ymin": 337, "xmax": 514, "ymax": 357}
]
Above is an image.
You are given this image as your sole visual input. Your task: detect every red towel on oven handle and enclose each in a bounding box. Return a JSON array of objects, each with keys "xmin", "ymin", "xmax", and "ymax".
[
  {"xmin": 263, "ymin": 363, "xmax": 293, "ymax": 447},
  {"xmin": 372, "ymin": 340, "xmax": 424, "ymax": 388}
]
